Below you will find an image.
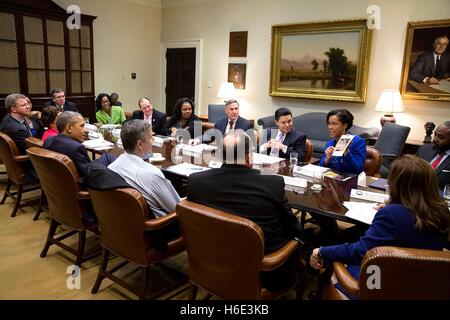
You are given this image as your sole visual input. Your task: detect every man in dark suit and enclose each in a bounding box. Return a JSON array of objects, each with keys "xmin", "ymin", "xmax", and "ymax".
[
  {"xmin": 0, "ymin": 93, "xmax": 33, "ymax": 155},
  {"xmin": 187, "ymin": 129, "xmax": 303, "ymax": 291},
  {"xmin": 0, "ymin": 93, "xmax": 38, "ymax": 181},
  {"xmin": 44, "ymin": 88, "xmax": 79, "ymax": 112},
  {"xmin": 131, "ymin": 97, "xmax": 166, "ymax": 135},
  {"xmin": 43, "ymin": 111, "xmax": 115, "ymax": 177},
  {"xmin": 260, "ymin": 107, "xmax": 307, "ymax": 161},
  {"xmin": 189, "ymin": 99, "xmax": 252, "ymax": 145},
  {"xmin": 410, "ymin": 35, "xmax": 450, "ymax": 85},
  {"xmin": 417, "ymin": 121, "xmax": 450, "ymax": 190}
]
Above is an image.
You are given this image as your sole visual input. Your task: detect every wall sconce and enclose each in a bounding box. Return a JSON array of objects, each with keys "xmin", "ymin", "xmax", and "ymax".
[
  {"xmin": 217, "ymin": 82, "xmax": 236, "ymax": 102},
  {"xmin": 374, "ymin": 90, "xmax": 405, "ymax": 126}
]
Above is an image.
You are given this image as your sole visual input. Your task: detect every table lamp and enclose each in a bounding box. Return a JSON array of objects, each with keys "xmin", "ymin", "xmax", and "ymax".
[
  {"xmin": 217, "ymin": 82, "xmax": 236, "ymax": 102},
  {"xmin": 374, "ymin": 90, "xmax": 405, "ymax": 126}
]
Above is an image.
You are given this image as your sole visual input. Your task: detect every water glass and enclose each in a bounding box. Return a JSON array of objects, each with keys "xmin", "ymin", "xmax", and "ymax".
[
  {"xmin": 289, "ymin": 152, "xmax": 298, "ymax": 168},
  {"xmin": 312, "ymin": 171, "xmax": 323, "ymax": 190},
  {"xmin": 444, "ymin": 184, "xmax": 450, "ymax": 206}
]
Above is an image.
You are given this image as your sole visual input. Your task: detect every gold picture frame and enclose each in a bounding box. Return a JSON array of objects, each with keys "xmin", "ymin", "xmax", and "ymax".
[
  {"xmin": 399, "ymin": 19, "xmax": 450, "ymax": 102},
  {"xmin": 269, "ymin": 19, "xmax": 372, "ymax": 103}
]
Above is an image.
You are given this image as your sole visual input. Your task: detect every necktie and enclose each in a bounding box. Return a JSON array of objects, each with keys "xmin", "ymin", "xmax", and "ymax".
[
  {"xmin": 23, "ymin": 121, "xmax": 32, "ymax": 136},
  {"xmin": 270, "ymin": 132, "xmax": 285, "ymax": 157},
  {"xmin": 435, "ymin": 56, "xmax": 443, "ymax": 78},
  {"xmin": 229, "ymin": 121, "xmax": 234, "ymax": 130},
  {"xmin": 431, "ymin": 152, "xmax": 445, "ymax": 170}
]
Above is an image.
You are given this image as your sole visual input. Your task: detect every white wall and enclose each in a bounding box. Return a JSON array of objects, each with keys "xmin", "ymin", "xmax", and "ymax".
[
  {"xmin": 54, "ymin": 0, "xmax": 163, "ymax": 112},
  {"xmin": 162, "ymin": 0, "xmax": 450, "ymax": 141}
]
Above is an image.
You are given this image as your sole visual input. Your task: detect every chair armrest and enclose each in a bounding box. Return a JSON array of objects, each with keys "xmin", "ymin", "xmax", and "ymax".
[
  {"xmin": 14, "ymin": 155, "xmax": 30, "ymax": 163},
  {"xmin": 261, "ymin": 239, "xmax": 298, "ymax": 271},
  {"xmin": 143, "ymin": 212, "xmax": 177, "ymax": 231},
  {"xmin": 78, "ymin": 190, "xmax": 90, "ymax": 200},
  {"xmin": 202, "ymin": 122, "xmax": 215, "ymax": 131},
  {"xmin": 332, "ymin": 262, "xmax": 360, "ymax": 297}
]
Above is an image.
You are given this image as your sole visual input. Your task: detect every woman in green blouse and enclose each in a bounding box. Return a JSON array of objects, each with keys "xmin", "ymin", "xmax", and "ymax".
[{"xmin": 95, "ymin": 93, "xmax": 126, "ymax": 125}]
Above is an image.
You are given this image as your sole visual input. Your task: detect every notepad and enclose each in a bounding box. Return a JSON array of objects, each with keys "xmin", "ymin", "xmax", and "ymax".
[{"xmin": 166, "ymin": 162, "xmax": 210, "ymax": 177}]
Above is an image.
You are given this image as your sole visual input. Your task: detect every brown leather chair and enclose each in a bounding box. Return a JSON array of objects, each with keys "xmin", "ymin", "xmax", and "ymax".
[
  {"xmin": 26, "ymin": 147, "xmax": 99, "ymax": 266},
  {"xmin": 304, "ymin": 139, "xmax": 313, "ymax": 163},
  {"xmin": 88, "ymin": 188, "xmax": 185, "ymax": 300},
  {"xmin": 124, "ymin": 111, "xmax": 133, "ymax": 121},
  {"xmin": 321, "ymin": 246, "xmax": 450, "ymax": 300},
  {"xmin": 176, "ymin": 199, "xmax": 304, "ymax": 300},
  {"xmin": 25, "ymin": 136, "xmax": 44, "ymax": 149},
  {"xmin": 0, "ymin": 132, "xmax": 40, "ymax": 217},
  {"xmin": 364, "ymin": 146, "xmax": 382, "ymax": 177}
]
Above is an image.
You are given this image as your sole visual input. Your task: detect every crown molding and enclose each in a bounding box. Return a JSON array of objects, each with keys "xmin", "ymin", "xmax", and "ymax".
[{"xmin": 162, "ymin": 0, "xmax": 216, "ymax": 8}]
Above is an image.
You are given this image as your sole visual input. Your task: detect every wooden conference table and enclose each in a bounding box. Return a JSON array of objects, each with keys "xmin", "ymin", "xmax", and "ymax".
[{"xmin": 86, "ymin": 137, "xmax": 383, "ymax": 225}]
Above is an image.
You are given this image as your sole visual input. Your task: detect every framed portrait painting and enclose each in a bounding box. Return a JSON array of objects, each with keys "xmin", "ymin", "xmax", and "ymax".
[
  {"xmin": 399, "ymin": 19, "xmax": 450, "ymax": 102},
  {"xmin": 228, "ymin": 63, "xmax": 246, "ymax": 89},
  {"xmin": 269, "ymin": 19, "xmax": 372, "ymax": 103}
]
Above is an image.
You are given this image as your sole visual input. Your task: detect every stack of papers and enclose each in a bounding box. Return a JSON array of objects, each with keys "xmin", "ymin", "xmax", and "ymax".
[
  {"xmin": 152, "ymin": 136, "xmax": 164, "ymax": 147},
  {"xmin": 181, "ymin": 144, "xmax": 217, "ymax": 156},
  {"xmin": 280, "ymin": 175, "xmax": 307, "ymax": 188},
  {"xmin": 99, "ymin": 124, "xmax": 121, "ymax": 130},
  {"xmin": 83, "ymin": 139, "xmax": 114, "ymax": 151},
  {"xmin": 166, "ymin": 162, "xmax": 210, "ymax": 177},
  {"xmin": 252, "ymin": 152, "xmax": 284, "ymax": 165},
  {"xmin": 343, "ymin": 201, "xmax": 378, "ymax": 224},
  {"xmin": 294, "ymin": 163, "xmax": 330, "ymax": 177}
]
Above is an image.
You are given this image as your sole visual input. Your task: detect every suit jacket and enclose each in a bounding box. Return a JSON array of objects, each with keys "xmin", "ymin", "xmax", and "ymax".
[
  {"xmin": 410, "ymin": 51, "xmax": 450, "ymax": 83},
  {"xmin": 131, "ymin": 109, "xmax": 167, "ymax": 135},
  {"xmin": 416, "ymin": 143, "xmax": 450, "ymax": 190},
  {"xmin": 187, "ymin": 164, "xmax": 302, "ymax": 253},
  {"xmin": 263, "ymin": 128, "xmax": 307, "ymax": 161},
  {"xmin": 214, "ymin": 116, "xmax": 252, "ymax": 135},
  {"xmin": 44, "ymin": 100, "xmax": 79, "ymax": 112},
  {"xmin": 43, "ymin": 134, "xmax": 91, "ymax": 174},
  {"xmin": 0, "ymin": 114, "xmax": 31, "ymax": 155},
  {"xmin": 162, "ymin": 114, "xmax": 201, "ymax": 138}
]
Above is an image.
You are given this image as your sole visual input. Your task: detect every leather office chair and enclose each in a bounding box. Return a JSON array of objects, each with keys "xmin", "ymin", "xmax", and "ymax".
[
  {"xmin": 321, "ymin": 246, "xmax": 450, "ymax": 300},
  {"xmin": 304, "ymin": 139, "xmax": 313, "ymax": 163},
  {"xmin": 88, "ymin": 188, "xmax": 185, "ymax": 300},
  {"xmin": 364, "ymin": 146, "xmax": 382, "ymax": 177},
  {"xmin": 0, "ymin": 132, "xmax": 40, "ymax": 217},
  {"xmin": 26, "ymin": 147, "xmax": 99, "ymax": 266},
  {"xmin": 373, "ymin": 122, "xmax": 411, "ymax": 178},
  {"xmin": 25, "ymin": 137, "xmax": 46, "ymax": 220},
  {"xmin": 257, "ymin": 115, "xmax": 276, "ymax": 129},
  {"xmin": 176, "ymin": 200, "xmax": 304, "ymax": 300},
  {"xmin": 207, "ymin": 104, "xmax": 226, "ymax": 123}
]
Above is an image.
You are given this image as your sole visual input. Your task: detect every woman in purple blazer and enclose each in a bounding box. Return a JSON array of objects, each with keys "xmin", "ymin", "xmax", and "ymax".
[{"xmin": 310, "ymin": 155, "xmax": 449, "ymax": 299}]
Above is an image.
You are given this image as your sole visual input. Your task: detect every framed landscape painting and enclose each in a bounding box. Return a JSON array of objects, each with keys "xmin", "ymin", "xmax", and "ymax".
[
  {"xmin": 399, "ymin": 19, "xmax": 450, "ymax": 102},
  {"xmin": 269, "ymin": 19, "xmax": 372, "ymax": 103}
]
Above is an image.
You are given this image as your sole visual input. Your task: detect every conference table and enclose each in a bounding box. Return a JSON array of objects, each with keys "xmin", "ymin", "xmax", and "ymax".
[{"xmin": 86, "ymin": 137, "xmax": 384, "ymax": 225}]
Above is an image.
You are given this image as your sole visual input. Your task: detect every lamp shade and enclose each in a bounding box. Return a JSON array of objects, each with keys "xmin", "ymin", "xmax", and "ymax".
[
  {"xmin": 374, "ymin": 90, "xmax": 405, "ymax": 114},
  {"xmin": 217, "ymin": 82, "xmax": 236, "ymax": 99}
]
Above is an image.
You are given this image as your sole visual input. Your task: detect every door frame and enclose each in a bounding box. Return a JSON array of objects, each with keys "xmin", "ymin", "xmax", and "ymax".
[{"xmin": 161, "ymin": 39, "xmax": 203, "ymax": 115}]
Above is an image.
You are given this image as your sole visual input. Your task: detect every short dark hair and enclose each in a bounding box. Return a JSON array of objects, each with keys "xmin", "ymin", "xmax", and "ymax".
[
  {"xmin": 95, "ymin": 93, "xmax": 112, "ymax": 111},
  {"xmin": 222, "ymin": 129, "xmax": 254, "ymax": 164},
  {"xmin": 274, "ymin": 107, "xmax": 292, "ymax": 121},
  {"xmin": 138, "ymin": 97, "xmax": 151, "ymax": 108},
  {"xmin": 121, "ymin": 119, "xmax": 152, "ymax": 153},
  {"xmin": 326, "ymin": 109, "xmax": 354, "ymax": 131},
  {"xmin": 4, "ymin": 93, "xmax": 26, "ymax": 112},
  {"xmin": 173, "ymin": 98, "xmax": 195, "ymax": 122},
  {"xmin": 41, "ymin": 106, "xmax": 62, "ymax": 128},
  {"xmin": 50, "ymin": 88, "xmax": 64, "ymax": 97},
  {"xmin": 56, "ymin": 111, "xmax": 82, "ymax": 132}
]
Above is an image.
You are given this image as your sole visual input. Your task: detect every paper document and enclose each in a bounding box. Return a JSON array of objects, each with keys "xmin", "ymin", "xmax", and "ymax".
[
  {"xmin": 279, "ymin": 175, "xmax": 307, "ymax": 188},
  {"xmin": 152, "ymin": 136, "xmax": 164, "ymax": 147},
  {"xmin": 181, "ymin": 144, "xmax": 217, "ymax": 155},
  {"xmin": 83, "ymin": 139, "xmax": 114, "ymax": 150},
  {"xmin": 332, "ymin": 134, "xmax": 354, "ymax": 157},
  {"xmin": 252, "ymin": 152, "xmax": 284, "ymax": 165},
  {"xmin": 343, "ymin": 201, "xmax": 378, "ymax": 224},
  {"xmin": 350, "ymin": 189, "xmax": 388, "ymax": 203},
  {"xmin": 294, "ymin": 163, "xmax": 330, "ymax": 177},
  {"xmin": 166, "ymin": 162, "xmax": 210, "ymax": 177},
  {"xmin": 430, "ymin": 80, "xmax": 450, "ymax": 93}
]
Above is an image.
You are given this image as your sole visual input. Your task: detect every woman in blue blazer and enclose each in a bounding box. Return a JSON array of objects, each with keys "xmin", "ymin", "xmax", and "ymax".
[
  {"xmin": 319, "ymin": 109, "xmax": 366, "ymax": 174},
  {"xmin": 310, "ymin": 155, "xmax": 449, "ymax": 299}
]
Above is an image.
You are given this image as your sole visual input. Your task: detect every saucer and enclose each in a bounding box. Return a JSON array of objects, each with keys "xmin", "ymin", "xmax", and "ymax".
[
  {"xmin": 149, "ymin": 156, "xmax": 165, "ymax": 163},
  {"xmin": 311, "ymin": 184, "xmax": 322, "ymax": 191}
]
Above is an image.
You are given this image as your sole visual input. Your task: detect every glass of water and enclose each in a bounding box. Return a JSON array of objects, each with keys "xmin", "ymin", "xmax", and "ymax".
[
  {"xmin": 289, "ymin": 152, "xmax": 298, "ymax": 168},
  {"xmin": 444, "ymin": 184, "xmax": 450, "ymax": 206}
]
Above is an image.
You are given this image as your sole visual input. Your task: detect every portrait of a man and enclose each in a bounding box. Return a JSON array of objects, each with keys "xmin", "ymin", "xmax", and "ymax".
[{"xmin": 401, "ymin": 19, "xmax": 450, "ymax": 100}]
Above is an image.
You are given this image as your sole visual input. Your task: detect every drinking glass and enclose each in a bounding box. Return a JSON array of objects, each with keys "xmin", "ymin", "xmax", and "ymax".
[
  {"xmin": 444, "ymin": 184, "xmax": 450, "ymax": 206},
  {"xmin": 312, "ymin": 171, "xmax": 323, "ymax": 190},
  {"xmin": 289, "ymin": 152, "xmax": 298, "ymax": 168}
]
